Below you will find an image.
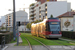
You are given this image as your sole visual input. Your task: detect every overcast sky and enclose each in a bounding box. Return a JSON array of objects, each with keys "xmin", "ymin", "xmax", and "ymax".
[{"xmin": 0, "ymin": 0, "xmax": 75, "ymax": 18}]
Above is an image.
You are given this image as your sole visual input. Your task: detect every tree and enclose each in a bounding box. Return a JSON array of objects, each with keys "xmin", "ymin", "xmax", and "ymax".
[
  {"xmin": 26, "ymin": 23, "xmax": 32, "ymax": 30},
  {"xmin": 26, "ymin": 20, "xmax": 43, "ymax": 30},
  {"xmin": 50, "ymin": 14, "xmax": 53, "ymax": 18},
  {"xmin": 1, "ymin": 27, "xmax": 6, "ymax": 30},
  {"xmin": 39, "ymin": 20, "xmax": 42, "ymax": 22},
  {"xmin": 34, "ymin": 20, "xmax": 39, "ymax": 23}
]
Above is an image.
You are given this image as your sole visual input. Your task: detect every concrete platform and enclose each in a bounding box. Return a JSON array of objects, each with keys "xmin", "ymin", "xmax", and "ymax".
[
  {"xmin": 5, "ymin": 45, "xmax": 75, "ymax": 50},
  {"xmin": 19, "ymin": 37, "xmax": 22, "ymax": 43},
  {"xmin": 2, "ymin": 36, "xmax": 23, "ymax": 50}
]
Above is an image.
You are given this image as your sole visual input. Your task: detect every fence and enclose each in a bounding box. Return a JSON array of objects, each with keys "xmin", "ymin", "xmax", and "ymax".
[{"xmin": 62, "ymin": 31, "xmax": 75, "ymax": 39}]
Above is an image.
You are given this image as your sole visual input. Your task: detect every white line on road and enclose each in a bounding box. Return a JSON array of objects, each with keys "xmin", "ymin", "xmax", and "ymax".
[{"xmin": 2, "ymin": 46, "xmax": 8, "ymax": 50}]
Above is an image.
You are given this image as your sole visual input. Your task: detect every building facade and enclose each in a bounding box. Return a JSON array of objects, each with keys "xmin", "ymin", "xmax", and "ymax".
[
  {"xmin": 29, "ymin": 3, "xmax": 35, "ymax": 22},
  {"xmin": 73, "ymin": 14, "xmax": 75, "ymax": 32},
  {"xmin": 29, "ymin": 0, "xmax": 71, "ymax": 22},
  {"xmin": 5, "ymin": 10, "xmax": 29, "ymax": 31},
  {"xmin": 0, "ymin": 16, "xmax": 5, "ymax": 26},
  {"xmin": 35, "ymin": 0, "xmax": 57, "ymax": 4}
]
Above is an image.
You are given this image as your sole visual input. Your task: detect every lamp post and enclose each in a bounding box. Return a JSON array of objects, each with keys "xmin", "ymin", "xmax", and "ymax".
[{"xmin": 13, "ymin": 0, "xmax": 16, "ymax": 41}]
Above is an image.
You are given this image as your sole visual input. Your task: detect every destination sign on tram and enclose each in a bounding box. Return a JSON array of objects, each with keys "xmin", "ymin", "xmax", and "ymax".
[{"xmin": 51, "ymin": 22, "xmax": 58, "ymax": 24}]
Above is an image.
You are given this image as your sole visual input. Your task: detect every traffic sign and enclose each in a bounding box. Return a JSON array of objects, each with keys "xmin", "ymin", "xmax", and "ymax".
[{"xmin": 16, "ymin": 32, "xmax": 21, "ymax": 36}]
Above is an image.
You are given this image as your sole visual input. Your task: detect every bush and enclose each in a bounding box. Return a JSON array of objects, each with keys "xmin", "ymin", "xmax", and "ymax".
[
  {"xmin": 0, "ymin": 32, "xmax": 13, "ymax": 44},
  {"xmin": 26, "ymin": 23, "xmax": 31, "ymax": 30},
  {"xmin": 0, "ymin": 31, "xmax": 9, "ymax": 33},
  {"xmin": 62, "ymin": 31, "xmax": 75, "ymax": 39}
]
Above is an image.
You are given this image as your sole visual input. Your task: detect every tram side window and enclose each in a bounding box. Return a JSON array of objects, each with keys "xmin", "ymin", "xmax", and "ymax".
[{"xmin": 46, "ymin": 22, "xmax": 48, "ymax": 31}]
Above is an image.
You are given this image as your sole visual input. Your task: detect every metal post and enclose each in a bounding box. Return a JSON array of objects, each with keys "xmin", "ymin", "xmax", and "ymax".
[
  {"xmin": 4, "ymin": 36, "xmax": 5, "ymax": 47},
  {"xmin": 13, "ymin": 0, "xmax": 16, "ymax": 41},
  {"xmin": 1, "ymin": 36, "xmax": 5, "ymax": 48},
  {"xmin": 24, "ymin": 23, "xmax": 25, "ymax": 33},
  {"xmin": 17, "ymin": 23, "xmax": 19, "ymax": 46}
]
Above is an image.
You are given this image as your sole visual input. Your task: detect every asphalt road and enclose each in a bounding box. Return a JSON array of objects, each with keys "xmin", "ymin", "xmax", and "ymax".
[{"xmin": 6, "ymin": 46, "xmax": 75, "ymax": 50}]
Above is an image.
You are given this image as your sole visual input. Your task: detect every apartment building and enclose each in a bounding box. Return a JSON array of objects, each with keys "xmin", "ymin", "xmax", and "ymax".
[
  {"xmin": 29, "ymin": 3, "xmax": 35, "ymax": 22},
  {"xmin": 5, "ymin": 10, "xmax": 29, "ymax": 31},
  {"xmin": 0, "ymin": 16, "xmax": 5, "ymax": 26},
  {"xmin": 29, "ymin": 0, "xmax": 71, "ymax": 22}
]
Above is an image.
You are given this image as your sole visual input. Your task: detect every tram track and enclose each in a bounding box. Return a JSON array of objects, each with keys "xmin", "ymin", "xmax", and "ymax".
[
  {"xmin": 24, "ymin": 37, "xmax": 32, "ymax": 50},
  {"xmin": 52, "ymin": 40, "xmax": 68, "ymax": 46},
  {"xmin": 23, "ymin": 36, "xmax": 52, "ymax": 50},
  {"xmin": 47, "ymin": 38, "xmax": 70, "ymax": 46},
  {"xmin": 31, "ymin": 37, "xmax": 51, "ymax": 50}
]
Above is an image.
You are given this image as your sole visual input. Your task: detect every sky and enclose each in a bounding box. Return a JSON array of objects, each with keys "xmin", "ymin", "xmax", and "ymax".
[{"xmin": 0, "ymin": 0, "xmax": 75, "ymax": 18}]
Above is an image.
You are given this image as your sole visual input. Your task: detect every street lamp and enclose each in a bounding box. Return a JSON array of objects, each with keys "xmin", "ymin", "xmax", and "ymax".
[{"xmin": 13, "ymin": 0, "xmax": 16, "ymax": 41}]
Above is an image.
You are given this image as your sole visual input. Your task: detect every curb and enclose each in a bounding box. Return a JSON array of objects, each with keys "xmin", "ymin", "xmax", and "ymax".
[{"xmin": 2, "ymin": 46, "xmax": 8, "ymax": 50}]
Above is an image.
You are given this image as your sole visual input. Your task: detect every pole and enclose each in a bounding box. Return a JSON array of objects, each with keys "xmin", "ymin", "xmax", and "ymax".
[
  {"xmin": 17, "ymin": 23, "xmax": 19, "ymax": 46},
  {"xmin": 24, "ymin": 23, "xmax": 25, "ymax": 33},
  {"xmin": 13, "ymin": 0, "xmax": 16, "ymax": 41}
]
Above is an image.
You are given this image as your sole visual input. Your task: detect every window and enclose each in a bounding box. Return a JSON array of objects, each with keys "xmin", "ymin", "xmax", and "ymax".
[
  {"xmin": 45, "ymin": 4, "xmax": 47, "ymax": 6},
  {"xmin": 46, "ymin": 22, "xmax": 50, "ymax": 31},
  {"xmin": 50, "ymin": 25, "xmax": 60, "ymax": 31},
  {"xmin": 39, "ymin": 7, "xmax": 41, "ymax": 9},
  {"xmin": 45, "ymin": 13, "xmax": 47, "ymax": 16}
]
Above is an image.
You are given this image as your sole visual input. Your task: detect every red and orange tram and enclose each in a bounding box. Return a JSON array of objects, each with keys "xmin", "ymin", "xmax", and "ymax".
[{"xmin": 31, "ymin": 18, "xmax": 62, "ymax": 38}]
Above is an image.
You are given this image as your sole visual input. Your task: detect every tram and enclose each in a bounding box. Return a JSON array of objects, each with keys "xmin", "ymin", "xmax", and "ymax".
[{"xmin": 31, "ymin": 18, "xmax": 62, "ymax": 38}]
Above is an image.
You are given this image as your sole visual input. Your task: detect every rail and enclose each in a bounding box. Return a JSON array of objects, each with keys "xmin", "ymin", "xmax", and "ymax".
[
  {"xmin": 24, "ymin": 37, "xmax": 32, "ymax": 50},
  {"xmin": 31, "ymin": 37, "xmax": 51, "ymax": 50}
]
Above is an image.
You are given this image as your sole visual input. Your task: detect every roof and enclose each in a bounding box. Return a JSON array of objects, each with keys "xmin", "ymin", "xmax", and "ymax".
[{"xmin": 57, "ymin": 12, "xmax": 75, "ymax": 18}]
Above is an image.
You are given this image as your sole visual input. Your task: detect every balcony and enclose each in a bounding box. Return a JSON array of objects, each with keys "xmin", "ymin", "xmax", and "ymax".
[
  {"xmin": 30, "ymin": 14, "xmax": 34, "ymax": 17},
  {"xmin": 29, "ymin": 20, "xmax": 34, "ymax": 22},
  {"xmin": 29, "ymin": 13, "xmax": 34, "ymax": 15},
  {"xmin": 29, "ymin": 6, "xmax": 35, "ymax": 9},
  {"xmin": 30, "ymin": 16, "xmax": 34, "ymax": 18},
  {"xmin": 34, "ymin": 16, "xmax": 36, "ymax": 18},
  {"xmin": 29, "ymin": 9, "xmax": 34, "ymax": 12}
]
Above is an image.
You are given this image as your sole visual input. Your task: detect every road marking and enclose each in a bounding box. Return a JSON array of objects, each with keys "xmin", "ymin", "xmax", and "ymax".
[{"xmin": 2, "ymin": 46, "xmax": 8, "ymax": 50}]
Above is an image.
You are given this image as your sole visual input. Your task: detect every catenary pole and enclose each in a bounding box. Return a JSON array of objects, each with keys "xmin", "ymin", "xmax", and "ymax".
[{"xmin": 13, "ymin": 0, "xmax": 16, "ymax": 41}]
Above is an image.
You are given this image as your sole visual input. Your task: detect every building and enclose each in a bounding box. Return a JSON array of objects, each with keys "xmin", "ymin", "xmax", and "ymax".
[
  {"xmin": 29, "ymin": 3, "xmax": 35, "ymax": 22},
  {"xmin": 5, "ymin": 10, "xmax": 29, "ymax": 31},
  {"xmin": 0, "ymin": 16, "xmax": 5, "ymax": 26},
  {"xmin": 73, "ymin": 14, "xmax": 75, "ymax": 32},
  {"xmin": 29, "ymin": 0, "xmax": 71, "ymax": 22},
  {"xmin": 57, "ymin": 12, "xmax": 75, "ymax": 31},
  {"xmin": 35, "ymin": 0, "xmax": 57, "ymax": 4}
]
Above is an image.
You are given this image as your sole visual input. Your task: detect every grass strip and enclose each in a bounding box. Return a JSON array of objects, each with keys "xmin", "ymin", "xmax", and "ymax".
[{"xmin": 19, "ymin": 33, "xmax": 75, "ymax": 46}]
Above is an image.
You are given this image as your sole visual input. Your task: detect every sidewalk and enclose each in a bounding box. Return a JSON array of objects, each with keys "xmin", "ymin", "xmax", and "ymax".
[
  {"xmin": 2, "ymin": 36, "xmax": 23, "ymax": 50},
  {"xmin": 59, "ymin": 38, "xmax": 75, "ymax": 42}
]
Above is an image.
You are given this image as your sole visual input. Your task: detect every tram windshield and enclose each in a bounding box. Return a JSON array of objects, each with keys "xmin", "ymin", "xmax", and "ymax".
[{"xmin": 50, "ymin": 22, "xmax": 60, "ymax": 31}]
